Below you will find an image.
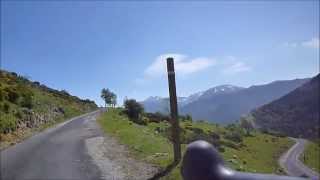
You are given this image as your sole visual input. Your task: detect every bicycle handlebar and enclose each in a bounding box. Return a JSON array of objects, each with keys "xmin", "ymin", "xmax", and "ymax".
[{"xmin": 181, "ymin": 140, "xmax": 307, "ymax": 180}]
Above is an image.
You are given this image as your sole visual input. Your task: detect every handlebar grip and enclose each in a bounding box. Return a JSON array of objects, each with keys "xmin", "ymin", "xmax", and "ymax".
[{"xmin": 181, "ymin": 140, "xmax": 307, "ymax": 180}]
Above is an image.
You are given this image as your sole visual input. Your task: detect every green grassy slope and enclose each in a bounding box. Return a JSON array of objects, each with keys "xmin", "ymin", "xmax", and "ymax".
[
  {"xmin": 98, "ymin": 108, "xmax": 294, "ymax": 180},
  {"xmin": 0, "ymin": 70, "xmax": 97, "ymax": 146},
  {"xmin": 301, "ymin": 141, "xmax": 320, "ymax": 173}
]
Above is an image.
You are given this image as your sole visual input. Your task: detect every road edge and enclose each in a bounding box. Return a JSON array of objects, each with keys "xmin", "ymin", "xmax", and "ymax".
[
  {"xmin": 0, "ymin": 109, "xmax": 102, "ymax": 151},
  {"xmin": 279, "ymin": 138, "xmax": 319, "ymax": 179}
]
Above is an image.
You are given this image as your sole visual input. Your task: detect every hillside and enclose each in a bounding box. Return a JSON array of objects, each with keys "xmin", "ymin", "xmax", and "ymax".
[
  {"xmin": 98, "ymin": 108, "xmax": 294, "ymax": 180},
  {"xmin": 0, "ymin": 70, "xmax": 97, "ymax": 148},
  {"xmin": 250, "ymin": 74, "xmax": 319, "ymax": 139}
]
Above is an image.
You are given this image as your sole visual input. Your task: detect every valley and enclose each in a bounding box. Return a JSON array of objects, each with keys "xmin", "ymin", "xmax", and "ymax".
[
  {"xmin": 141, "ymin": 78, "xmax": 309, "ymax": 124},
  {"xmin": 1, "ymin": 70, "xmax": 319, "ymax": 180},
  {"xmin": 1, "ymin": 2, "xmax": 319, "ymax": 180}
]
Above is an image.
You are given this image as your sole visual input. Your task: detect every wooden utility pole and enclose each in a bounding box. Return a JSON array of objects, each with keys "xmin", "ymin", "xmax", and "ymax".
[{"xmin": 166, "ymin": 57, "xmax": 181, "ymax": 163}]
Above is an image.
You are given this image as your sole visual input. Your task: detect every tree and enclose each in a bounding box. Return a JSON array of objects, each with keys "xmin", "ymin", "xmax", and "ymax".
[
  {"xmin": 124, "ymin": 99, "xmax": 144, "ymax": 120},
  {"xmin": 101, "ymin": 88, "xmax": 116, "ymax": 108},
  {"xmin": 240, "ymin": 117, "xmax": 254, "ymax": 136},
  {"xmin": 111, "ymin": 93, "xmax": 117, "ymax": 107}
]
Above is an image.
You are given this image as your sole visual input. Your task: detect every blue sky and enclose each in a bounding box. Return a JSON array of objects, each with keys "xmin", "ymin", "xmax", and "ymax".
[{"xmin": 1, "ymin": 1, "xmax": 319, "ymax": 106}]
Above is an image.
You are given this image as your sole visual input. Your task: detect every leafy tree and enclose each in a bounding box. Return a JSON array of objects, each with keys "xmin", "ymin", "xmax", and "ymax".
[
  {"xmin": 101, "ymin": 88, "xmax": 117, "ymax": 108},
  {"xmin": 123, "ymin": 99, "xmax": 144, "ymax": 123},
  {"xmin": 110, "ymin": 92, "xmax": 117, "ymax": 107}
]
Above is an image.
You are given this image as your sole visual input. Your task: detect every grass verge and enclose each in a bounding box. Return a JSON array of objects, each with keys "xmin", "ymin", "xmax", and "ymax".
[
  {"xmin": 300, "ymin": 141, "xmax": 320, "ymax": 173},
  {"xmin": 98, "ymin": 109, "xmax": 295, "ymax": 180}
]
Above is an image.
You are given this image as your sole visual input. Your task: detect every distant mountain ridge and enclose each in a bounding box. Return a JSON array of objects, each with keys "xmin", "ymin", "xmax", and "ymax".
[
  {"xmin": 140, "ymin": 84, "xmax": 242, "ymax": 114},
  {"xmin": 198, "ymin": 85, "xmax": 244, "ymax": 100},
  {"xmin": 141, "ymin": 79, "xmax": 310, "ymax": 124},
  {"xmin": 250, "ymin": 74, "xmax": 319, "ymax": 139}
]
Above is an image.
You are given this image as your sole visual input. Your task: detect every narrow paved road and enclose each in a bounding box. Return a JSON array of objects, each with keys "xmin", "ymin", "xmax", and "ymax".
[
  {"xmin": 279, "ymin": 138, "xmax": 319, "ymax": 180},
  {"xmin": 1, "ymin": 109, "xmax": 157, "ymax": 180},
  {"xmin": 1, "ymin": 110, "xmax": 104, "ymax": 180}
]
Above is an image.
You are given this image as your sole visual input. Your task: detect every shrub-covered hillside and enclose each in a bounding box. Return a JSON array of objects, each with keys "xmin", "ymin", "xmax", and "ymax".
[
  {"xmin": 250, "ymin": 74, "xmax": 319, "ymax": 139},
  {"xmin": 0, "ymin": 70, "xmax": 97, "ymax": 146}
]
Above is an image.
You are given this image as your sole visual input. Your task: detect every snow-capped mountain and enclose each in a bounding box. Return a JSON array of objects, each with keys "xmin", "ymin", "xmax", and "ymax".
[
  {"xmin": 199, "ymin": 85, "xmax": 244, "ymax": 100},
  {"xmin": 140, "ymin": 85, "xmax": 243, "ymax": 113}
]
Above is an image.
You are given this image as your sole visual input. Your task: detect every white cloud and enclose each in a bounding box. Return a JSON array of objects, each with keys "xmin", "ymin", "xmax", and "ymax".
[
  {"xmin": 302, "ymin": 37, "xmax": 319, "ymax": 49},
  {"xmin": 135, "ymin": 54, "xmax": 251, "ymax": 85},
  {"xmin": 222, "ymin": 61, "xmax": 251, "ymax": 74},
  {"xmin": 283, "ymin": 37, "xmax": 319, "ymax": 49},
  {"xmin": 144, "ymin": 54, "xmax": 215, "ymax": 78}
]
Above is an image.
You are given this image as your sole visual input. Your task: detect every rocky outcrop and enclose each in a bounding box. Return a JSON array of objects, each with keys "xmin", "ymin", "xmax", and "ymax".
[{"xmin": 16, "ymin": 107, "xmax": 65, "ymax": 130}]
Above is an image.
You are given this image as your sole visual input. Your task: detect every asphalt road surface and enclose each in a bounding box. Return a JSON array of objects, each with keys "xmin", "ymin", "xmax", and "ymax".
[
  {"xmin": 279, "ymin": 138, "xmax": 319, "ymax": 180},
  {"xmin": 1, "ymin": 110, "xmax": 104, "ymax": 180}
]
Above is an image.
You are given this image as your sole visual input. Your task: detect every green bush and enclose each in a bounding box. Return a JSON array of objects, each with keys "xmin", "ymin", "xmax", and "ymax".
[
  {"xmin": 180, "ymin": 114, "xmax": 193, "ymax": 122},
  {"xmin": 210, "ymin": 131, "xmax": 221, "ymax": 147},
  {"xmin": 123, "ymin": 99, "xmax": 144, "ymax": 124},
  {"xmin": 145, "ymin": 112, "xmax": 169, "ymax": 123},
  {"xmin": 0, "ymin": 88, "xmax": 4, "ymax": 101},
  {"xmin": 221, "ymin": 140, "xmax": 240, "ymax": 149},
  {"xmin": 224, "ymin": 131, "xmax": 243, "ymax": 143},
  {"xmin": 181, "ymin": 126, "xmax": 214, "ymax": 144},
  {"xmin": 14, "ymin": 110, "xmax": 23, "ymax": 119},
  {"xmin": 3, "ymin": 102, "xmax": 10, "ymax": 113},
  {"xmin": 0, "ymin": 113, "xmax": 17, "ymax": 134},
  {"xmin": 218, "ymin": 146, "xmax": 225, "ymax": 152},
  {"xmin": 20, "ymin": 93, "xmax": 33, "ymax": 108},
  {"xmin": 6, "ymin": 88, "xmax": 19, "ymax": 104}
]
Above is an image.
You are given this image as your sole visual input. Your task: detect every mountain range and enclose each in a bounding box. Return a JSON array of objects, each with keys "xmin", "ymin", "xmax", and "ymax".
[
  {"xmin": 250, "ymin": 74, "xmax": 319, "ymax": 139},
  {"xmin": 141, "ymin": 78, "xmax": 310, "ymax": 124}
]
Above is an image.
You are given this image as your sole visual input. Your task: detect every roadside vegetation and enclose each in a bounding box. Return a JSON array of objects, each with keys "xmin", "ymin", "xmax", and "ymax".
[
  {"xmin": 300, "ymin": 141, "xmax": 320, "ymax": 173},
  {"xmin": 0, "ymin": 70, "xmax": 97, "ymax": 148},
  {"xmin": 97, "ymin": 99, "xmax": 294, "ymax": 180}
]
